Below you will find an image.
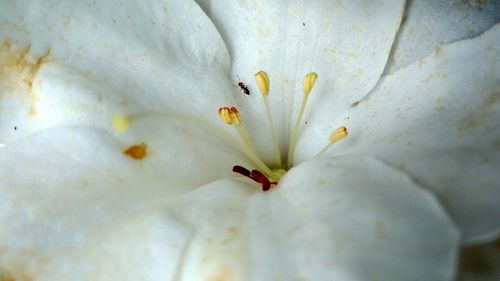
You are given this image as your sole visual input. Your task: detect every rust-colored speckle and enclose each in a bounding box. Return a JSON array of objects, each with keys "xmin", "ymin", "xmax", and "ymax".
[
  {"xmin": 483, "ymin": 90, "xmax": 500, "ymax": 106},
  {"xmin": 1, "ymin": 41, "xmax": 51, "ymax": 93},
  {"xmin": 205, "ymin": 264, "xmax": 236, "ymax": 281},
  {"xmin": 227, "ymin": 227, "xmax": 238, "ymax": 235},
  {"xmin": 0, "ymin": 271, "xmax": 15, "ymax": 281},
  {"xmin": 1, "ymin": 40, "xmax": 52, "ymax": 117},
  {"xmin": 123, "ymin": 143, "xmax": 148, "ymax": 160},
  {"xmin": 0, "ymin": 270, "xmax": 32, "ymax": 281},
  {"xmin": 433, "ymin": 46, "xmax": 444, "ymax": 58},
  {"xmin": 417, "ymin": 58, "xmax": 427, "ymax": 68},
  {"xmin": 458, "ymin": 114, "xmax": 478, "ymax": 132},
  {"xmin": 435, "ymin": 105, "xmax": 446, "ymax": 112}
]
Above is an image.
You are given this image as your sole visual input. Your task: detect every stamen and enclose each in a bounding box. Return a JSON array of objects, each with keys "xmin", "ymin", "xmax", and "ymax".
[
  {"xmin": 255, "ymin": 70, "xmax": 282, "ymax": 167},
  {"xmin": 113, "ymin": 113, "xmax": 130, "ymax": 133},
  {"xmin": 110, "ymin": 111, "xmax": 275, "ymax": 179},
  {"xmin": 255, "ymin": 70, "xmax": 270, "ymax": 95},
  {"xmin": 303, "ymin": 72, "xmax": 318, "ymax": 95},
  {"xmin": 218, "ymin": 107, "xmax": 255, "ymax": 154},
  {"xmin": 217, "ymin": 106, "xmax": 242, "ymax": 125},
  {"xmin": 219, "ymin": 107, "xmax": 276, "ymax": 177},
  {"xmin": 329, "ymin": 126, "xmax": 348, "ymax": 143},
  {"xmin": 287, "ymin": 72, "xmax": 318, "ymax": 168},
  {"xmin": 315, "ymin": 127, "xmax": 348, "ymax": 157},
  {"xmin": 228, "ymin": 107, "xmax": 242, "ymax": 125}
]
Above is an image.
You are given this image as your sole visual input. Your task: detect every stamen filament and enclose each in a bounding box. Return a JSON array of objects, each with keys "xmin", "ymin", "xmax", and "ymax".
[
  {"xmin": 287, "ymin": 72, "xmax": 318, "ymax": 168},
  {"xmin": 255, "ymin": 70, "xmax": 282, "ymax": 166},
  {"xmin": 238, "ymin": 143, "xmax": 276, "ymax": 177},
  {"xmin": 262, "ymin": 94, "xmax": 282, "ymax": 166},
  {"xmin": 286, "ymin": 92, "xmax": 310, "ymax": 168},
  {"xmin": 315, "ymin": 141, "xmax": 334, "ymax": 157},
  {"xmin": 233, "ymin": 123, "xmax": 258, "ymax": 157}
]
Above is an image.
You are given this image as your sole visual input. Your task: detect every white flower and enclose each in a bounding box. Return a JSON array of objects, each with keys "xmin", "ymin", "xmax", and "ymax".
[{"xmin": 0, "ymin": 0, "xmax": 499, "ymax": 280}]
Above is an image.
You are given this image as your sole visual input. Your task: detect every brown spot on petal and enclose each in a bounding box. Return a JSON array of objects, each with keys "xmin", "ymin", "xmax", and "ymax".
[
  {"xmin": 123, "ymin": 143, "xmax": 147, "ymax": 160},
  {"xmin": 227, "ymin": 227, "xmax": 238, "ymax": 235},
  {"xmin": 0, "ymin": 40, "xmax": 52, "ymax": 117},
  {"xmin": 458, "ymin": 113, "xmax": 479, "ymax": 132},
  {"xmin": 205, "ymin": 264, "xmax": 236, "ymax": 281},
  {"xmin": 433, "ymin": 46, "xmax": 444, "ymax": 58},
  {"xmin": 0, "ymin": 271, "xmax": 15, "ymax": 281},
  {"xmin": 483, "ymin": 90, "xmax": 500, "ymax": 106},
  {"xmin": 0, "ymin": 269, "xmax": 32, "ymax": 281}
]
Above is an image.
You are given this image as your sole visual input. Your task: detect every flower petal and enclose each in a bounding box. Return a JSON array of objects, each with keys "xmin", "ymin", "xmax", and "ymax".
[
  {"xmin": 168, "ymin": 179, "xmax": 256, "ymax": 281},
  {"xmin": 0, "ymin": 0, "xmax": 233, "ymax": 144},
  {"xmin": 300, "ymin": 23, "xmax": 500, "ymax": 243},
  {"xmin": 195, "ymin": 0, "xmax": 405, "ymax": 161},
  {"xmin": 1, "ymin": 213, "xmax": 193, "ymax": 280},
  {"xmin": 385, "ymin": 0, "xmax": 500, "ymax": 74},
  {"xmin": 162, "ymin": 156, "xmax": 458, "ymax": 281},
  {"xmin": 248, "ymin": 156, "xmax": 459, "ymax": 281},
  {"xmin": 0, "ymin": 123, "xmax": 248, "ymax": 273}
]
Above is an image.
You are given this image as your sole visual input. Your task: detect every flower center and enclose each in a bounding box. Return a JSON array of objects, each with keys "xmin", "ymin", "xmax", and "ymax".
[
  {"xmin": 111, "ymin": 71, "xmax": 348, "ymax": 192},
  {"xmin": 217, "ymin": 71, "xmax": 348, "ymax": 191}
]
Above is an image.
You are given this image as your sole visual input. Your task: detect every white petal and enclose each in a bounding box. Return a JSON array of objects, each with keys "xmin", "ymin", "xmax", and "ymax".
[
  {"xmin": 169, "ymin": 179, "xmax": 256, "ymax": 281},
  {"xmin": 386, "ymin": 0, "xmax": 500, "ymax": 73},
  {"xmin": 164, "ymin": 156, "xmax": 458, "ymax": 281},
  {"xmin": 248, "ymin": 156, "xmax": 458, "ymax": 281},
  {"xmin": 301, "ymin": 23, "xmax": 500, "ymax": 243},
  {"xmin": 196, "ymin": 0, "xmax": 405, "ymax": 162},
  {"xmin": 0, "ymin": 0, "xmax": 233, "ymax": 144},
  {"xmin": 0, "ymin": 123, "xmax": 247, "ymax": 274},
  {"xmin": 2, "ymin": 213, "xmax": 192, "ymax": 281}
]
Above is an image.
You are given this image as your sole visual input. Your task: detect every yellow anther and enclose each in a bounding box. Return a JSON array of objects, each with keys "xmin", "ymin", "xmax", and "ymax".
[
  {"xmin": 329, "ymin": 127, "xmax": 348, "ymax": 143},
  {"xmin": 113, "ymin": 113, "xmax": 129, "ymax": 133},
  {"xmin": 228, "ymin": 107, "xmax": 241, "ymax": 125},
  {"xmin": 218, "ymin": 107, "xmax": 232, "ymax": 125},
  {"xmin": 303, "ymin": 72, "xmax": 318, "ymax": 96},
  {"xmin": 315, "ymin": 126, "xmax": 349, "ymax": 158},
  {"xmin": 218, "ymin": 107, "xmax": 241, "ymax": 125},
  {"xmin": 255, "ymin": 70, "xmax": 270, "ymax": 95}
]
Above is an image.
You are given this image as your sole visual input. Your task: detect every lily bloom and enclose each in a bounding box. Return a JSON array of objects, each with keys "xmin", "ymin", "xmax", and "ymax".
[{"xmin": 0, "ymin": 0, "xmax": 499, "ymax": 280}]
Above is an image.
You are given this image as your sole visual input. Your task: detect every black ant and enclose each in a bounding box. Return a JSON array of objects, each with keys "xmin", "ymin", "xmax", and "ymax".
[{"xmin": 233, "ymin": 75, "xmax": 250, "ymax": 96}]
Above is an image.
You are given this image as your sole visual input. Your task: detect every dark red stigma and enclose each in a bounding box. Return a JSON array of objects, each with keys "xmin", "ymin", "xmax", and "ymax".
[{"xmin": 232, "ymin": 165, "xmax": 275, "ymax": 192}]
